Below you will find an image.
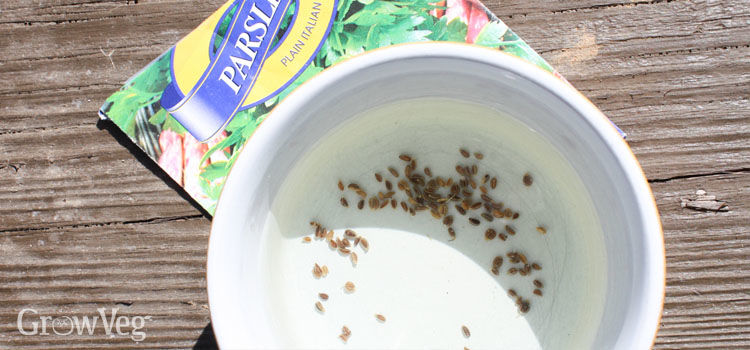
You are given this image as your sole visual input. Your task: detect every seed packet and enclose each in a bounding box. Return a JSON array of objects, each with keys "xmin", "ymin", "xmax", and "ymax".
[{"xmin": 99, "ymin": 0, "xmax": 599, "ymax": 214}]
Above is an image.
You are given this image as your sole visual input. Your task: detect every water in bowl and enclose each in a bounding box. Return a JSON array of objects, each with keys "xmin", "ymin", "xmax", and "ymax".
[{"xmin": 259, "ymin": 98, "xmax": 606, "ymax": 349}]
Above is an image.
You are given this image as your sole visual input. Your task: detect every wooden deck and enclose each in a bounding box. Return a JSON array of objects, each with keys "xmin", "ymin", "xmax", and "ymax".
[{"xmin": 1, "ymin": 0, "xmax": 748, "ymax": 348}]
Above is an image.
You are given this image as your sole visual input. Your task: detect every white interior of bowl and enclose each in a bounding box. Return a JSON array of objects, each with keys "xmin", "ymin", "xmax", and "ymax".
[{"xmin": 207, "ymin": 43, "xmax": 664, "ymax": 349}]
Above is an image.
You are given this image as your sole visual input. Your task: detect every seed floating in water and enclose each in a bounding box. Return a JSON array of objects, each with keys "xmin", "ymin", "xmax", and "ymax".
[
  {"xmin": 424, "ymin": 167, "xmax": 432, "ymax": 177},
  {"xmin": 315, "ymin": 301, "xmax": 325, "ymax": 312},
  {"xmin": 448, "ymin": 227, "xmax": 456, "ymax": 240},
  {"xmin": 339, "ymin": 325, "xmax": 351, "ymax": 343},
  {"xmin": 460, "ymin": 149, "xmax": 470, "ymax": 158},
  {"xmin": 537, "ymin": 226, "xmax": 547, "ymax": 234},
  {"xmin": 505, "ymin": 225, "xmax": 516, "ymax": 235},
  {"xmin": 430, "ymin": 209, "xmax": 441, "ymax": 219},
  {"xmin": 350, "ymin": 252, "xmax": 358, "ymax": 265},
  {"xmin": 375, "ymin": 173, "xmax": 383, "ymax": 182},
  {"xmin": 519, "ymin": 299, "xmax": 530, "ymax": 313},
  {"xmin": 443, "ymin": 215, "xmax": 454, "ymax": 226},
  {"xmin": 437, "ymin": 177, "xmax": 446, "ymax": 187},
  {"xmin": 490, "ymin": 177, "xmax": 497, "ymax": 189},
  {"xmin": 388, "ymin": 167, "xmax": 399, "ymax": 177},
  {"xmin": 340, "ymin": 197, "xmax": 349, "ymax": 207},
  {"xmin": 399, "ymin": 154, "xmax": 412, "ymax": 162},
  {"xmin": 533, "ymin": 279, "xmax": 543, "ymax": 288},
  {"xmin": 344, "ymin": 281, "xmax": 355, "ymax": 293},
  {"xmin": 319, "ymin": 293, "xmax": 329, "ymax": 301},
  {"xmin": 313, "ymin": 263, "xmax": 323, "ymax": 278},
  {"xmin": 310, "ymin": 221, "xmax": 324, "ymax": 237},
  {"xmin": 485, "ymin": 228, "xmax": 497, "ymax": 240},
  {"xmin": 498, "ymin": 233, "xmax": 507, "ymax": 241},
  {"xmin": 369, "ymin": 197, "xmax": 379, "ymax": 209},
  {"xmin": 469, "ymin": 217, "xmax": 480, "ymax": 226},
  {"xmin": 391, "ymin": 199, "xmax": 397, "ymax": 208},
  {"xmin": 531, "ymin": 263, "xmax": 542, "ymax": 271},
  {"xmin": 455, "ymin": 205, "xmax": 467, "ymax": 215},
  {"xmin": 474, "ymin": 152, "xmax": 483, "ymax": 160},
  {"xmin": 492, "ymin": 256, "xmax": 503, "ymax": 269},
  {"xmin": 508, "ymin": 289, "xmax": 517, "ymax": 298},
  {"xmin": 357, "ymin": 200, "xmax": 364, "ymax": 210},
  {"xmin": 484, "ymin": 203, "xmax": 492, "ymax": 215},
  {"xmin": 481, "ymin": 213, "xmax": 494, "ymax": 222},
  {"xmin": 533, "ymin": 289, "xmax": 543, "ymax": 296},
  {"xmin": 302, "ymin": 237, "xmax": 311, "ymax": 243},
  {"xmin": 385, "ymin": 180, "xmax": 393, "ymax": 190},
  {"xmin": 512, "ymin": 212, "xmax": 520, "ymax": 220},
  {"xmin": 508, "ymin": 267, "xmax": 518, "ymax": 275},
  {"xmin": 456, "ymin": 165, "xmax": 466, "ymax": 176},
  {"xmin": 322, "ymin": 265, "xmax": 329, "ymax": 277},
  {"xmin": 375, "ymin": 314, "xmax": 386, "ymax": 322},
  {"xmin": 338, "ymin": 180, "xmax": 344, "ymax": 191},
  {"xmin": 341, "ymin": 238, "xmax": 351, "ymax": 247},
  {"xmin": 329, "ymin": 240, "xmax": 338, "ymax": 249},
  {"xmin": 523, "ymin": 173, "xmax": 533, "ymax": 186},
  {"xmin": 404, "ymin": 179, "xmax": 413, "ymax": 191},
  {"xmin": 450, "ymin": 184, "xmax": 460, "ymax": 195},
  {"xmin": 360, "ymin": 237, "xmax": 369, "ymax": 251},
  {"xmin": 462, "ymin": 325, "xmax": 471, "ymax": 338}
]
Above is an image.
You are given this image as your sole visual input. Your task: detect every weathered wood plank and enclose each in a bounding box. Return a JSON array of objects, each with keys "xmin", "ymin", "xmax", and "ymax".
[
  {"xmin": 0, "ymin": 217, "xmax": 211, "ymax": 348},
  {"xmin": 651, "ymin": 171, "xmax": 750, "ymax": 349},
  {"xmin": 0, "ymin": 115, "xmax": 204, "ymax": 230}
]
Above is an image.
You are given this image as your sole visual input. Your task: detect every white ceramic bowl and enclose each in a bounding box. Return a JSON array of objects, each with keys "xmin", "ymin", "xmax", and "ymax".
[{"xmin": 207, "ymin": 43, "xmax": 665, "ymax": 349}]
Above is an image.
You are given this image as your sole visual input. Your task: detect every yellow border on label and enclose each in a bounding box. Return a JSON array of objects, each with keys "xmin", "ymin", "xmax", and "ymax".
[
  {"xmin": 172, "ymin": 1, "xmax": 235, "ymax": 95},
  {"xmin": 242, "ymin": 0, "xmax": 336, "ymax": 106}
]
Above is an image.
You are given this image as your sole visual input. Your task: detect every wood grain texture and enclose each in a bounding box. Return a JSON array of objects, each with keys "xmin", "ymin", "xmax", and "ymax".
[{"xmin": 0, "ymin": 0, "xmax": 748, "ymax": 348}]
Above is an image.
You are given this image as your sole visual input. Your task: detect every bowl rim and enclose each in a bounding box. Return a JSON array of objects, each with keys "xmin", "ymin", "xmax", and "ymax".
[{"xmin": 207, "ymin": 42, "xmax": 665, "ymax": 349}]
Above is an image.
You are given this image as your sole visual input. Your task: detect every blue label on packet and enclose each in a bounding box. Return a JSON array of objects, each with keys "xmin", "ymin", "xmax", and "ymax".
[{"xmin": 161, "ymin": 0, "xmax": 337, "ymax": 141}]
